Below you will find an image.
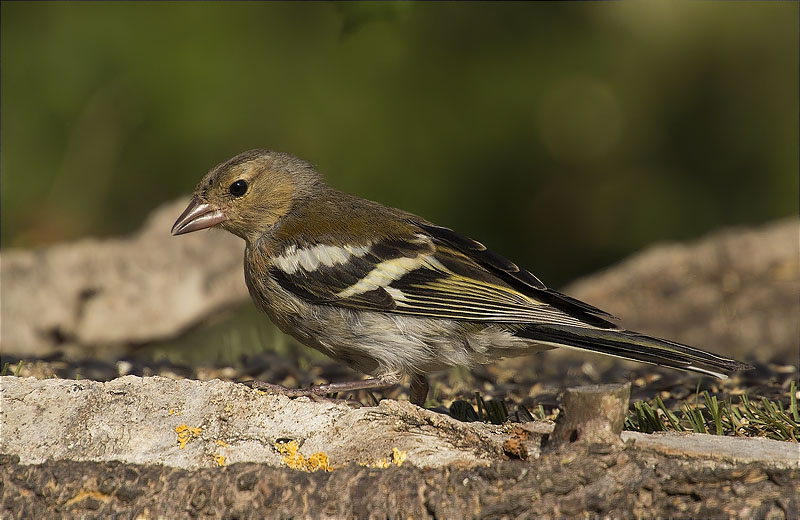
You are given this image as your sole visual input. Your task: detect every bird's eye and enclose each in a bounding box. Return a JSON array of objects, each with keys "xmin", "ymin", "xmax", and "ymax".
[{"xmin": 229, "ymin": 180, "xmax": 248, "ymax": 197}]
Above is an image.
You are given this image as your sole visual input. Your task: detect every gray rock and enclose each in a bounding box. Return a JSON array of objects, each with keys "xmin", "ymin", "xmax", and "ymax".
[
  {"xmin": 3, "ymin": 375, "xmax": 796, "ymax": 472},
  {"xmin": 621, "ymin": 431, "xmax": 799, "ymax": 469},
  {"xmin": 1, "ymin": 198, "xmax": 247, "ymax": 358},
  {"xmin": 565, "ymin": 218, "xmax": 799, "ymax": 361},
  {"xmin": 0, "ymin": 375, "xmax": 542, "ymax": 470}
]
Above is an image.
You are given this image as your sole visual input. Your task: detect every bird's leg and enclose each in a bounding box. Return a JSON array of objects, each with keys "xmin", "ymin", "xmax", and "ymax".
[
  {"xmin": 409, "ymin": 374, "xmax": 429, "ymax": 406},
  {"xmin": 243, "ymin": 374, "xmax": 401, "ymax": 401}
]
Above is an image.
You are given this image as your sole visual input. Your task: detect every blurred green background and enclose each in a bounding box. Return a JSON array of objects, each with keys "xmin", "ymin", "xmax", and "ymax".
[{"xmin": 2, "ymin": 1, "xmax": 797, "ymax": 290}]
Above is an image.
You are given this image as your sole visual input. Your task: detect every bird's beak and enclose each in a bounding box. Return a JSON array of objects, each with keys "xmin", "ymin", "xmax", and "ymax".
[{"xmin": 171, "ymin": 197, "xmax": 227, "ymax": 235}]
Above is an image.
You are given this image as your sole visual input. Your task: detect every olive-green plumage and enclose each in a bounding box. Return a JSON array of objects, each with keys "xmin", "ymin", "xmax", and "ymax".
[{"xmin": 172, "ymin": 149, "xmax": 752, "ymax": 405}]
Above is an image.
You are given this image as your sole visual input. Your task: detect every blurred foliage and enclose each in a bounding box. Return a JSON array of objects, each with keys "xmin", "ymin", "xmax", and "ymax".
[{"xmin": 1, "ymin": 1, "xmax": 797, "ymax": 287}]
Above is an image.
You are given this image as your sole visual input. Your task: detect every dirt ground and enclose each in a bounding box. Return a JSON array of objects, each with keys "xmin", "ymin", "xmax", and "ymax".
[{"xmin": 2, "ymin": 440, "xmax": 798, "ymax": 519}]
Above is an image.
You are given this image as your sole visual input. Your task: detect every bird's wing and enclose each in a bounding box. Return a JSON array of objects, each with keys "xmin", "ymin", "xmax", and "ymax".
[
  {"xmin": 267, "ymin": 223, "xmax": 615, "ymax": 328},
  {"xmin": 415, "ymin": 222, "xmax": 617, "ymax": 328}
]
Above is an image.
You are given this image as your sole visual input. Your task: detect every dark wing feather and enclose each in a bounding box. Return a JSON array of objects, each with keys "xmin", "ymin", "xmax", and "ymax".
[
  {"xmin": 414, "ymin": 222, "xmax": 547, "ymax": 290},
  {"xmin": 414, "ymin": 222, "xmax": 616, "ymax": 328}
]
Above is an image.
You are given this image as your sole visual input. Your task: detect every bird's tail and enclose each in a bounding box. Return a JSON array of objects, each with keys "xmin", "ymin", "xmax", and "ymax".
[{"xmin": 519, "ymin": 324, "xmax": 752, "ymax": 378}]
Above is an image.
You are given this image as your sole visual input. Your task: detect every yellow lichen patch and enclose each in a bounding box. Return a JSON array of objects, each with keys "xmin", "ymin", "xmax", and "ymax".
[
  {"xmin": 305, "ymin": 452, "xmax": 332, "ymax": 471},
  {"xmin": 175, "ymin": 424, "xmax": 202, "ymax": 449},
  {"xmin": 275, "ymin": 440, "xmax": 333, "ymax": 472},
  {"xmin": 213, "ymin": 439, "xmax": 230, "ymax": 466},
  {"xmin": 365, "ymin": 447, "xmax": 408, "ymax": 469},
  {"xmin": 390, "ymin": 447, "xmax": 407, "ymax": 466},
  {"xmin": 168, "ymin": 408, "xmax": 182, "ymax": 416},
  {"xmin": 370, "ymin": 458, "xmax": 391, "ymax": 469},
  {"xmin": 213, "ymin": 453, "xmax": 227, "ymax": 467}
]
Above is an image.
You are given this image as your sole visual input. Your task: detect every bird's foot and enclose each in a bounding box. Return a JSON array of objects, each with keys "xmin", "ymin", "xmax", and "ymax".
[
  {"xmin": 241, "ymin": 381, "xmax": 331, "ymax": 401},
  {"xmin": 241, "ymin": 375, "xmax": 403, "ymax": 402}
]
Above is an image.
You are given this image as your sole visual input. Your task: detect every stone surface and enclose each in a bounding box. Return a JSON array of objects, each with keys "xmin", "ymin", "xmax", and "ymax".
[
  {"xmin": 1, "ymin": 198, "xmax": 247, "ymax": 358},
  {"xmin": 0, "ymin": 375, "xmax": 542, "ymax": 470},
  {"xmin": 2, "ymin": 375, "xmax": 796, "ymax": 472},
  {"xmin": 621, "ymin": 431, "xmax": 800, "ymax": 469},
  {"xmin": 565, "ymin": 218, "xmax": 799, "ymax": 361}
]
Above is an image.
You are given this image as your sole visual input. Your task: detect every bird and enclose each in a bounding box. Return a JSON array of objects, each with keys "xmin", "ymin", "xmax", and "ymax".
[{"xmin": 172, "ymin": 149, "xmax": 752, "ymax": 406}]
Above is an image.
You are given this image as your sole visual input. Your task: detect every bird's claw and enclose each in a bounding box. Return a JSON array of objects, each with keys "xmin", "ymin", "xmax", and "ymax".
[{"xmin": 241, "ymin": 380, "xmax": 333, "ymax": 401}]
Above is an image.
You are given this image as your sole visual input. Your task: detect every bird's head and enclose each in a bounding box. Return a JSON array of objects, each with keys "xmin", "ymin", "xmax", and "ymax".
[{"xmin": 171, "ymin": 149, "xmax": 323, "ymax": 243}]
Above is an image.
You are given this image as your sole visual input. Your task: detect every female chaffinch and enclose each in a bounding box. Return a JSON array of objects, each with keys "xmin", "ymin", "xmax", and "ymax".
[{"xmin": 172, "ymin": 149, "xmax": 751, "ymax": 405}]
